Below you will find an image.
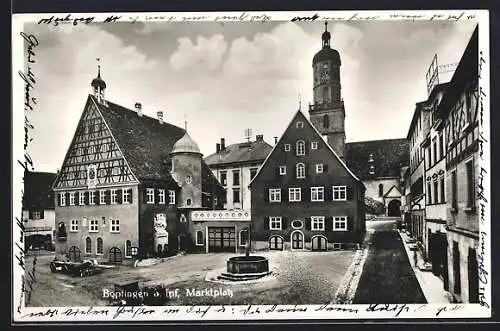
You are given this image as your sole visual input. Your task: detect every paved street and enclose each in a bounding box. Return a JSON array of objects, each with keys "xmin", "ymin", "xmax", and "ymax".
[
  {"xmin": 353, "ymin": 217, "xmax": 427, "ymax": 304},
  {"xmin": 25, "ymin": 249, "xmax": 356, "ymax": 307}
]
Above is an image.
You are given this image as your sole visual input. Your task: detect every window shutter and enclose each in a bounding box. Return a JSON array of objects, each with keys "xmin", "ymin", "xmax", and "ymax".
[
  {"xmin": 274, "ymin": 167, "xmax": 280, "ymax": 179},
  {"xmin": 117, "ymin": 189, "xmax": 123, "ymax": 204},
  {"xmin": 95, "ymin": 190, "xmax": 100, "ymax": 203},
  {"xmin": 143, "ymin": 187, "xmax": 148, "ymax": 203},
  {"xmin": 75, "ymin": 192, "xmax": 80, "ymax": 204},
  {"xmin": 264, "ymin": 188, "xmax": 269, "ymax": 203},
  {"xmin": 347, "ymin": 186, "xmax": 353, "ymax": 200},
  {"xmin": 325, "ymin": 186, "xmax": 333, "ymax": 201},
  {"xmin": 347, "ymin": 216, "xmax": 354, "ymax": 231},
  {"xmin": 282, "ymin": 217, "xmax": 288, "ymax": 230},
  {"xmin": 304, "ymin": 140, "xmax": 309, "ymax": 155},
  {"xmin": 324, "ymin": 164, "xmax": 329, "ymax": 173},
  {"xmin": 325, "ymin": 217, "xmax": 332, "ymax": 232},
  {"xmin": 105, "ymin": 190, "xmax": 111, "ymax": 204},
  {"xmin": 40, "ymin": 210, "xmax": 44, "ymax": 219},
  {"xmin": 305, "ymin": 217, "xmax": 311, "ymax": 231},
  {"xmin": 65, "ymin": 192, "xmax": 70, "ymax": 204},
  {"xmin": 57, "ymin": 193, "xmax": 61, "ymax": 206},
  {"xmin": 304, "ymin": 163, "xmax": 309, "ymax": 178},
  {"xmin": 28, "ymin": 210, "xmax": 33, "ymax": 219},
  {"xmin": 84, "ymin": 191, "xmax": 89, "ymax": 205},
  {"xmin": 263, "ymin": 217, "xmax": 269, "ymax": 230},
  {"xmin": 155, "ymin": 188, "xmax": 160, "ymax": 203},
  {"xmin": 129, "ymin": 188, "xmax": 133, "ymax": 203}
]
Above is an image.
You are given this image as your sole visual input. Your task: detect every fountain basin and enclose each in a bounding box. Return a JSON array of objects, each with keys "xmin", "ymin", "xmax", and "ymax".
[{"xmin": 217, "ymin": 256, "xmax": 271, "ymax": 281}]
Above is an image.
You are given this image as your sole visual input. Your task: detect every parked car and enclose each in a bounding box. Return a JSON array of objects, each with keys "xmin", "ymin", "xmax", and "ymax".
[{"xmin": 50, "ymin": 259, "xmax": 102, "ymax": 277}]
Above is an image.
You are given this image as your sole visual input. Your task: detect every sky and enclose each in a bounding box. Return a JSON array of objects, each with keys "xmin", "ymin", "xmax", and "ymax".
[{"xmin": 20, "ymin": 19, "xmax": 477, "ymax": 173}]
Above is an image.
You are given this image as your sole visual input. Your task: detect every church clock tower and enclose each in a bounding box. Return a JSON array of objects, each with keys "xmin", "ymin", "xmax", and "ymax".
[{"xmin": 309, "ymin": 22, "xmax": 346, "ymax": 162}]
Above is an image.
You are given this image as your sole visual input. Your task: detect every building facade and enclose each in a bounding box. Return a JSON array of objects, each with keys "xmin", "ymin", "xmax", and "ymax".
[
  {"xmin": 250, "ymin": 110, "xmax": 366, "ymax": 251},
  {"xmin": 204, "ymin": 135, "xmax": 273, "ymax": 210},
  {"xmin": 22, "ymin": 171, "xmax": 57, "ymax": 250},
  {"xmin": 439, "ymin": 27, "xmax": 480, "ymax": 303},
  {"xmin": 53, "ymin": 69, "xmax": 225, "ymax": 263}
]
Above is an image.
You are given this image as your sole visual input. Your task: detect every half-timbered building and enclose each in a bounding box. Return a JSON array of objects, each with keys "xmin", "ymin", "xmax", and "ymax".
[
  {"xmin": 438, "ymin": 26, "xmax": 480, "ymax": 303},
  {"xmin": 52, "ymin": 68, "xmax": 225, "ymax": 263}
]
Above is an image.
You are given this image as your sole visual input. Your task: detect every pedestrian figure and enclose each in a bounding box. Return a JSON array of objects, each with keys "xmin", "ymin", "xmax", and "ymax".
[{"xmin": 413, "ymin": 250, "xmax": 418, "ymax": 268}]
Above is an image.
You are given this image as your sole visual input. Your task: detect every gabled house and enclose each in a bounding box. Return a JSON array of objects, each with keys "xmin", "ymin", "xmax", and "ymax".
[
  {"xmin": 52, "ymin": 68, "xmax": 225, "ymax": 263},
  {"xmin": 249, "ymin": 109, "xmax": 366, "ymax": 251}
]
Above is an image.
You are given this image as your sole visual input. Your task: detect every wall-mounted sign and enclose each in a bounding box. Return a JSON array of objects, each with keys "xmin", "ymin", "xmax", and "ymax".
[{"xmin": 87, "ymin": 164, "xmax": 98, "ymax": 188}]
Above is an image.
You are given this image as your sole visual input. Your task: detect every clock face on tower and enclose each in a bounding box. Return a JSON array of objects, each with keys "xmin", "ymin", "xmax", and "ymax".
[{"xmin": 320, "ymin": 70, "xmax": 330, "ymax": 83}]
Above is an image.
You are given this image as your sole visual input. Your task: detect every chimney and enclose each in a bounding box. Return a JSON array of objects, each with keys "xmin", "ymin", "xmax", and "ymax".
[
  {"xmin": 135, "ymin": 102, "xmax": 143, "ymax": 117},
  {"xmin": 274, "ymin": 136, "xmax": 278, "ymax": 145},
  {"xmin": 220, "ymin": 138, "xmax": 225, "ymax": 151},
  {"xmin": 256, "ymin": 134, "xmax": 263, "ymax": 142},
  {"xmin": 216, "ymin": 143, "xmax": 221, "ymax": 153},
  {"xmin": 157, "ymin": 111, "xmax": 163, "ymax": 124}
]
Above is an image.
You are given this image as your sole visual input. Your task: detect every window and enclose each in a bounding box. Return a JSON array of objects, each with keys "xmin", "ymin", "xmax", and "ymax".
[
  {"xmin": 233, "ymin": 170, "xmax": 240, "ymax": 186},
  {"xmin": 451, "ymin": 170, "xmax": 458, "ymax": 210},
  {"xmin": 100, "ymin": 190, "xmax": 106, "ymax": 205},
  {"xmin": 316, "ymin": 164, "xmax": 324, "ymax": 173},
  {"xmin": 427, "ymin": 182, "xmax": 432, "ymax": 204},
  {"xmin": 369, "ymin": 165, "xmax": 375, "ymax": 175},
  {"xmin": 89, "ymin": 219, "xmax": 99, "ymax": 232},
  {"xmin": 69, "ymin": 192, "xmax": 75, "ymax": 206},
  {"xmin": 96, "ymin": 238, "xmax": 103, "ymax": 255},
  {"xmin": 125, "ymin": 240, "xmax": 132, "ymax": 258},
  {"xmin": 311, "ymin": 187, "xmax": 324, "ymax": 202},
  {"xmin": 466, "ymin": 159, "xmax": 475, "ymax": 208},
  {"xmin": 195, "ymin": 231, "xmax": 204, "ymax": 246},
  {"xmin": 333, "ymin": 216, "xmax": 347, "ymax": 231},
  {"xmin": 233, "ymin": 188, "xmax": 240, "ymax": 203},
  {"xmin": 220, "ymin": 172, "xmax": 227, "ymax": 186},
  {"xmin": 439, "ymin": 134, "xmax": 444, "ymax": 159},
  {"xmin": 85, "ymin": 237, "xmax": 92, "ymax": 254},
  {"xmin": 322, "ymin": 114, "xmax": 329, "ymax": 129},
  {"xmin": 185, "ymin": 175, "xmax": 192, "ymax": 184},
  {"xmin": 433, "ymin": 180, "xmax": 439, "ymax": 204},
  {"xmin": 110, "ymin": 219, "xmax": 120, "ymax": 233},
  {"xmin": 440, "ymin": 177, "xmax": 446, "ymax": 203},
  {"xmin": 89, "ymin": 191, "xmax": 95, "ymax": 205},
  {"xmin": 186, "ymin": 198, "xmax": 192, "ymax": 206},
  {"xmin": 146, "ymin": 188, "xmax": 155, "ymax": 204},
  {"xmin": 296, "ymin": 140, "xmax": 305, "ymax": 156},
  {"xmin": 122, "ymin": 189, "xmax": 130, "ymax": 204},
  {"xmin": 269, "ymin": 217, "xmax": 282, "ymax": 230},
  {"xmin": 269, "ymin": 188, "xmax": 281, "ymax": 202},
  {"xmin": 311, "ymin": 216, "xmax": 325, "ymax": 231},
  {"xmin": 311, "ymin": 141, "xmax": 318, "ymax": 150},
  {"xmin": 269, "ymin": 236, "xmax": 284, "ymax": 250},
  {"xmin": 378, "ymin": 184, "xmax": 384, "ymax": 197},
  {"xmin": 333, "ymin": 186, "xmax": 347, "ymax": 201},
  {"xmin": 433, "ymin": 137, "xmax": 437, "ymax": 165},
  {"xmin": 70, "ymin": 219, "xmax": 78, "ymax": 232},
  {"xmin": 250, "ymin": 168, "xmax": 258, "ymax": 180},
  {"xmin": 111, "ymin": 189, "xmax": 117, "ymax": 204},
  {"xmin": 79, "ymin": 192, "xmax": 85, "ymax": 205},
  {"xmin": 169, "ymin": 190, "xmax": 175, "ymax": 204},
  {"xmin": 296, "ymin": 163, "xmax": 305, "ymax": 179},
  {"xmin": 284, "ymin": 144, "xmax": 291, "ymax": 152},
  {"xmin": 239, "ymin": 230, "xmax": 249, "ymax": 247},
  {"xmin": 296, "ymin": 121, "xmax": 304, "ymax": 129},
  {"xmin": 289, "ymin": 188, "xmax": 301, "ymax": 202},
  {"xmin": 60, "ymin": 193, "xmax": 66, "ymax": 206},
  {"xmin": 279, "ymin": 166, "xmax": 286, "ymax": 175},
  {"xmin": 158, "ymin": 189, "xmax": 165, "ymax": 204}
]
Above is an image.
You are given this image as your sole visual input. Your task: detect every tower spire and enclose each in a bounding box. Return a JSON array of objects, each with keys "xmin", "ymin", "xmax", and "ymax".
[
  {"xmin": 322, "ymin": 21, "xmax": 331, "ymax": 48},
  {"xmin": 91, "ymin": 57, "xmax": 107, "ymax": 104},
  {"xmin": 298, "ymin": 94, "xmax": 302, "ymax": 111}
]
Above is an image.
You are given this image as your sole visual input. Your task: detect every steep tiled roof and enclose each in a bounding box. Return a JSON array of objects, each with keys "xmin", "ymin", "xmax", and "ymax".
[
  {"xmin": 23, "ymin": 171, "xmax": 57, "ymax": 210},
  {"xmin": 346, "ymin": 138, "xmax": 409, "ymax": 180},
  {"xmin": 204, "ymin": 140, "xmax": 273, "ymax": 167},
  {"xmin": 93, "ymin": 96, "xmax": 221, "ymax": 189}
]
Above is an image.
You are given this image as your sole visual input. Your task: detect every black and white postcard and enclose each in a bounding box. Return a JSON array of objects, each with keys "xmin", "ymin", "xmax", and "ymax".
[{"xmin": 11, "ymin": 9, "xmax": 491, "ymax": 323}]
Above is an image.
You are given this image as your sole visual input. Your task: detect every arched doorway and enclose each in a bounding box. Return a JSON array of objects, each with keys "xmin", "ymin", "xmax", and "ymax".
[
  {"xmin": 269, "ymin": 236, "xmax": 283, "ymax": 251},
  {"xmin": 291, "ymin": 231, "xmax": 304, "ymax": 250},
  {"xmin": 387, "ymin": 199, "xmax": 402, "ymax": 217},
  {"xmin": 109, "ymin": 247, "xmax": 123, "ymax": 264},
  {"xmin": 311, "ymin": 235, "xmax": 328, "ymax": 251}
]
